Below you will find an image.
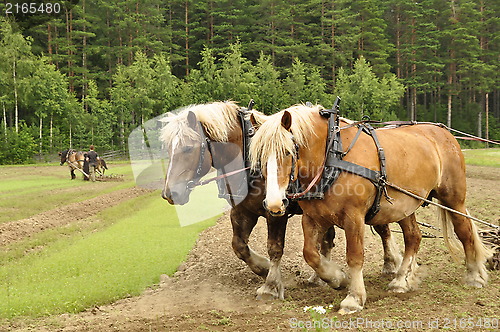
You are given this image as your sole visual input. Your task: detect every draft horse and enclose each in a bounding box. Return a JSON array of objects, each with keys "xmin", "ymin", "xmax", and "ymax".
[
  {"xmin": 160, "ymin": 101, "xmax": 403, "ymax": 300},
  {"xmin": 249, "ymin": 103, "xmax": 493, "ymax": 314},
  {"xmin": 160, "ymin": 101, "xmax": 298, "ymax": 299},
  {"xmin": 59, "ymin": 149, "xmax": 85, "ymax": 180}
]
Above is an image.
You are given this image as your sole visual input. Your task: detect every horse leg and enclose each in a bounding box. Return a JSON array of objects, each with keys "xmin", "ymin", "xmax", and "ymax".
[
  {"xmin": 388, "ymin": 213, "xmax": 421, "ymax": 293},
  {"xmin": 373, "ymin": 224, "xmax": 402, "ymax": 275},
  {"xmin": 308, "ymin": 226, "xmax": 336, "ymax": 285},
  {"xmin": 302, "ymin": 215, "xmax": 346, "ymax": 289},
  {"xmin": 70, "ymin": 168, "xmax": 76, "ymax": 180},
  {"xmin": 338, "ymin": 214, "xmax": 366, "ymax": 315},
  {"xmin": 230, "ymin": 208, "xmax": 269, "ymax": 277},
  {"xmin": 256, "ymin": 215, "xmax": 288, "ymax": 300},
  {"xmin": 437, "ymin": 200, "xmax": 493, "ymax": 288}
]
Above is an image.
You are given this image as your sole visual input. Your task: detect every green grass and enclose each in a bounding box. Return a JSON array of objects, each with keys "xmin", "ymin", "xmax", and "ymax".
[
  {"xmin": 0, "ymin": 191, "xmax": 217, "ymax": 318},
  {"xmin": 462, "ymin": 148, "xmax": 500, "ymax": 167},
  {"xmin": 0, "ymin": 163, "xmax": 134, "ymax": 223}
]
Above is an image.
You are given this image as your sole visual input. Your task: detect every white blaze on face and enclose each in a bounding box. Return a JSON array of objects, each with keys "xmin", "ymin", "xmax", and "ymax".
[
  {"xmin": 266, "ymin": 151, "xmax": 285, "ymax": 212},
  {"xmin": 165, "ymin": 136, "xmax": 179, "ymax": 186}
]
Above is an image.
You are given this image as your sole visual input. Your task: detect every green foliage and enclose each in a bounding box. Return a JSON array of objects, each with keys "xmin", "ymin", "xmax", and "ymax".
[
  {"xmin": 0, "ymin": 0, "xmax": 499, "ymax": 164},
  {"xmin": 0, "ymin": 124, "xmax": 37, "ymax": 164},
  {"xmin": 334, "ymin": 57, "xmax": 405, "ymax": 120}
]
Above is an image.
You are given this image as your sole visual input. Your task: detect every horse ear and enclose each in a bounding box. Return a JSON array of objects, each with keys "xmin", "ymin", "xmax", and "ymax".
[
  {"xmin": 187, "ymin": 111, "xmax": 197, "ymax": 128},
  {"xmin": 281, "ymin": 111, "xmax": 292, "ymax": 131},
  {"xmin": 249, "ymin": 113, "xmax": 258, "ymax": 127}
]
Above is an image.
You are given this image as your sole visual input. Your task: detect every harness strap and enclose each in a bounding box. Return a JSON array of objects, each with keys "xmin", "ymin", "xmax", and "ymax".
[
  {"xmin": 325, "ymin": 159, "xmax": 380, "ymax": 183},
  {"xmin": 342, "ymin": 125, "xmax": 364, "ymax": 157}
]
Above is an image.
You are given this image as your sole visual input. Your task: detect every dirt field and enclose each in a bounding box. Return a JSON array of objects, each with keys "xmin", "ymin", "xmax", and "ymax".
[{"xmin": 1, "ymin": 165, "xmax": 499, "ymax": 331}]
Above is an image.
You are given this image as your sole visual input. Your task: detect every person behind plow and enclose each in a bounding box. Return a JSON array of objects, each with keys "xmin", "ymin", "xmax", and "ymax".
[{"xmin": 84, "ymin": 145, "xmax": 99, "ymax": 182}]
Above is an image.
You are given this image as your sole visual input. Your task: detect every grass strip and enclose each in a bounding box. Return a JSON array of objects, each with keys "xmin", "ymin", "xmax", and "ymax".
[
  {"xmin": 0, "ymin": 191, "xmax": 217, "ymax": 318},
  {"xmin": 462, "ymin": 148, "xmax": 500, "ymax": 167},
  {"xmin": 0, "ymin": 164, "xmax": 135, "ymax": 224}
]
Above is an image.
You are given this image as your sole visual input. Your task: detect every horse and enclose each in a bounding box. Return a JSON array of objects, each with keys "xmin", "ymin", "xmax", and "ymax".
[
  {"xmin": 96, "ymin": 157, "xmax": 108, "ymax": 175},
  {"xmin": 160, "ymin": 101, "xmax": 403, "ymax": 300},
  {"xmin": 59, "ymin": 149, "xmax": 85, "ymax": 180},
  {"xmin": 248, "ymin": 103, "xmax": 493, "ymax": 314},
  {"xmin": 160, "ymin": 101, "xmax": 306, "ymax": 299},
  {"xmin": 92, "ymin": 157, "xmax": 108, "ymax": 176}
]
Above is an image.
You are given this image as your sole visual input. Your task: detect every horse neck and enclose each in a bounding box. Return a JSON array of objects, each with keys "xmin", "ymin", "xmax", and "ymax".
[
  {"xmin": 207, "ymin": 120, "xmax": 244, "ymax": 170},
  {"xmin": 296, "ymin": 115, "xmax": 330, "ymax": 182}
]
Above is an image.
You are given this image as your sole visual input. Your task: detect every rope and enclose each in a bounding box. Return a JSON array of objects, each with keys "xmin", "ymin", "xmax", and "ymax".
[
  {"xmin": 384, "ymin": 179, "xmax": 499, "ymax": 230},
  {"xmin": 445, "ymin": 126, "xmax": 500, "ymax": 145}
]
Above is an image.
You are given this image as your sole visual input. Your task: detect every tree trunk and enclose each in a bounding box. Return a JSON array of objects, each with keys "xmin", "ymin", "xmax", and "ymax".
[
  {"xmin": 39, "ymin": 116, "xmax": 43, "ymax": 155},
  {"xmin": 82, "ymin": 0, "xmax": 88, "ymax": 112},
  {"xmin": 330, "ymin": 1, "xmax": 335, "ymax": 85},
  {"xmin": 185, "ymin": 0, "xmax": 190, "ymax": 76},
  {"xmin": 13, "ymin": 60, "xmax": 19, "ymax": 133},
  {"xmin": 485, "ymin": 92, "xmax": 489, "ymax": 147},
  {"xmin": 395, "ymin": 8, "xmax": 401, "ymax": 79},
  {"xmin": 2, "ymin": 102, "xmax": 7, "ymax": 142},
  {"xmin": 477, "ymin": 108, "xmax": 482, "ymax": 138},
  {"xmin": 50, "ymin": 113, "xmax": 53, "ymax": 150},
  {"xmin": 120, "ymin": 118, "xmax": 125, "ymax": 148},
  {"xmin": 411, "ymin": 87, "xmax": 417, "ymax": 121},
  {"xmin": 47, "ymin": 23, "xmax": 53, "ymax": 59},
  {"xmin": 447, "ymin": 94, "xmax": 452, "ymax": 128}
]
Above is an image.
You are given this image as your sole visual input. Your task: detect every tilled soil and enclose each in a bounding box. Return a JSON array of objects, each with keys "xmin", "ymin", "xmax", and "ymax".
[{"xmin": 1, "ymin": 165, "xmax": 499, "ymax": 332}]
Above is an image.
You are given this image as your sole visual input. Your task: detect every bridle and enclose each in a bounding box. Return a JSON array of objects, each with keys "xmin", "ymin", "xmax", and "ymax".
[
  {"xmin": 182, "ymin": 104, "xmax": 256, "ymax": 192},
  {"xmin": 186, "ymin": 127, "xmax": 214, "ymax": 190}
]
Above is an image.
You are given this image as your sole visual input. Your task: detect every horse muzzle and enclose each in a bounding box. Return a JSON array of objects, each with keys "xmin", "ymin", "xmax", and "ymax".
[
  {"xmin": 162, "ymin": 185, "xmax": 190, "ymax": 205},
  {"xmin": 263, "ymin": 198, "xmax": 289, "ymax": 217}
]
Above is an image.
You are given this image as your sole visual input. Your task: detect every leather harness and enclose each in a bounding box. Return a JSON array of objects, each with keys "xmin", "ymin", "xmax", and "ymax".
[{"xmin": 286, "ymin": 98, "xmax": 392, "ymax": 222}]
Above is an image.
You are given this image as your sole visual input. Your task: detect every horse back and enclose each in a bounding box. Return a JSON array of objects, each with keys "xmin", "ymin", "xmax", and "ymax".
[{"xmin": 338, "ymin": 124, "xmax": 465, "ymax": 225}]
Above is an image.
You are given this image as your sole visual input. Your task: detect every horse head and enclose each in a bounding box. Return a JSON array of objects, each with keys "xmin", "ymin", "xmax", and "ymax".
[
  {"xmin": 250, "ymin": 106, "xmax": 317, "ymax": 216},
  {"xmin": 160, "ymin": 110, "xmax": 213, "ymax": 205},
  {"xmin": 59, "ymin": 150, "xmax": 69, "ymax": 165}
]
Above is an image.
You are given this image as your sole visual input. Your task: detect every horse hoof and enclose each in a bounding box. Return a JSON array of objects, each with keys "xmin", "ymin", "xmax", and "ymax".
[
  {"xmin": 389, "ymin": 286, "xmax": 407, "ymax": 293},
  {"xmin": 338, "ymin": 307, "xmax": 361, "ymax": 315},
  {"xmin": 307, "ymin": 273, "xmax": 328, "ymax": 287},
  {"xmin": 388, "ymin": 279, "xmax": 410, "ymax": 293},
  {"xmin": 338, "ymin": 296, "xmax": 363, "ymax": 314},
  {"xmin": 464, "ymin": 272, "xmax": 487, "ymax": 288},
  {"xmin": 256, "ymin": 284, "xmax": 284, "ymax": 300},
  {"xmin": 382, "ymin": 264, "xmax": 399, "ymax": 275},
  {"xmin": 465, "ymin": 280, "xmax": 484, "ymax": 288}
]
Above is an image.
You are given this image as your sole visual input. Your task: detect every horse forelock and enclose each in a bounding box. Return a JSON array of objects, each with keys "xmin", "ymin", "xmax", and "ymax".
[
  {"xmin": 160, "ymin": 112, "xmax": 200, "ymax": 148},
  {"xmin": 249, "ymin": 104, "xmax": 318, "ymax": 171}
]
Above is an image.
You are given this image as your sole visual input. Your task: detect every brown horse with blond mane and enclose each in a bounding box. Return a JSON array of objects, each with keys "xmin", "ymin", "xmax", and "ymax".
[{"xmin": 249, "ymin": 103, "xmax": 493, "ymax": 314}]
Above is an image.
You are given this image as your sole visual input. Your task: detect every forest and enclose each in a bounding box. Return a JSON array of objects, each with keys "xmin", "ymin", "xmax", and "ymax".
[{"xmin": 0, "ymin": 0, "xmax": 498, "ymax": 164}]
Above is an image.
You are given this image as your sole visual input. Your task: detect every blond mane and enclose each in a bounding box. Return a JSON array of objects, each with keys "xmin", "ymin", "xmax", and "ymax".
[
  {"xmin": 160, "ymin": 101, "xmax": 267, "ymax": 147},
  {"xmin": 249, "ymin": 104, "xmax": 320, "ymax": 170}
]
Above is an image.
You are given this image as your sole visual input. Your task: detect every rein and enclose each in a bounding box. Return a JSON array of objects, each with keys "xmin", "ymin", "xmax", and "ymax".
[{"xmin": 189, "ymin": 166, "xmax": 251, "ymax": 189}]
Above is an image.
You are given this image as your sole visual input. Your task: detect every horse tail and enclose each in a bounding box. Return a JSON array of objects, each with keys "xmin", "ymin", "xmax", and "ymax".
[
  {"xmin": 438, "ymin": 205, "xmax": 463, "ymax": 263},
  {"xmin": 466, "ymin": 209, "xmax": 495, "ymax": 263},
  {"xmin": 438, "ymin": 204, "xmax": 494, "ymax": 264},
  {"xmin": 101, "ymin": 158, "xmax": 108, "ymax": 169}
]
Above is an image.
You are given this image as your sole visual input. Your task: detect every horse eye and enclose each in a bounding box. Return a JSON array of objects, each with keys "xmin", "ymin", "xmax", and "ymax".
[{"xmin": 182, "ymin": 146, "xmax": 194, "ymax": 153}]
